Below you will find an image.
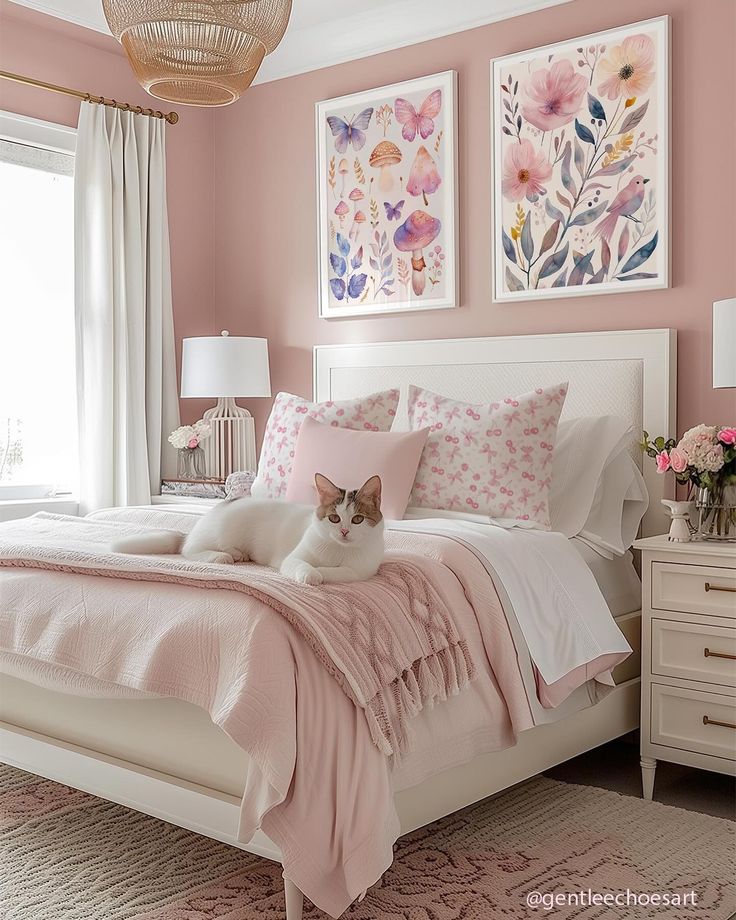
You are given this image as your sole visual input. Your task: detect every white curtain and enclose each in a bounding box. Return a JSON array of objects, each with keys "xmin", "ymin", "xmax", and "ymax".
[{"xmin": 74, "ymin": 102, "xmax": 180, "ymax": 513}]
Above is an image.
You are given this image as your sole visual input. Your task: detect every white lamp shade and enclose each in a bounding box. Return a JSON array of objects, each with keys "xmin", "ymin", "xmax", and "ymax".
[
  {"xmin": 713, "ymin": 299, "xmax": 736, "ymax": 388},
  {"xmin": 181, "ymin": 333, "xmax": 271, "ymax": 398}
]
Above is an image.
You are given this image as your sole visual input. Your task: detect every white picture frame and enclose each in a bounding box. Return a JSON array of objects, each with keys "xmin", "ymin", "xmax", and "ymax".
[
  {"xmin": 491, "ymin": 16, "xmax": 670, "ymax": 302},
  {"xmin": 316, "ymin": 70, "xmax": 458, "ymax": 319}
]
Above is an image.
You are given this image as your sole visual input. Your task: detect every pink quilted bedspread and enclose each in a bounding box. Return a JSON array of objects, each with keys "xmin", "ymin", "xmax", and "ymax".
[{"xmin": 0, "ymin": 508, "xmax": 537, "ymax": 917}]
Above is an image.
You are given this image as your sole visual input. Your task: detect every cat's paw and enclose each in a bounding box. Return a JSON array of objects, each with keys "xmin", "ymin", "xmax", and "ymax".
[
  {"xmin": 188, "ymin": 550, "xmax": 234, "ymax": 565},
  {"xmin": 294, "ymin": 565, "xmax": 323, "ymax": 586}
]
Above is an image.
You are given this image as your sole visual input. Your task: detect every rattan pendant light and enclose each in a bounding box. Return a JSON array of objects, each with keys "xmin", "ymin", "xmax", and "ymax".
[{"xmin": 102, "ymin": 0, "xmax": 292, "ymax": 107}]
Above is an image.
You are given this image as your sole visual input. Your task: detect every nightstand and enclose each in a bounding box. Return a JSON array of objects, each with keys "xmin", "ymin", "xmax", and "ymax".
[{"xmin": 633, "ymin": 535, "xmax": 736, "ymax": 799}]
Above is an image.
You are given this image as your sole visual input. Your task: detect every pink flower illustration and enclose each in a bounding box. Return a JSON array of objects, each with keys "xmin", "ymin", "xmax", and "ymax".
[
  {"xmin": 501, "ymin": 139, "xmax": 552, "ymax": 202},
  {"xmin": 522, "ymin": 59, "xmax": 587, "ymax": 131},
  {"xmin": 718, "ymin": 427, "xmax": 736, "ymax": 445},
  {"xmin": 597, "ymin": 33, "xmax": 655, "ymax": 100}
]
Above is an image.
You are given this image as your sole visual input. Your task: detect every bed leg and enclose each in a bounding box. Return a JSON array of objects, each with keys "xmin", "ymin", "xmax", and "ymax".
[
  {"xmin": 283, "ymin": 872, "xmax": 304, "ymax": 920},
  {"xmin": 640, "ymin": 756, "xmax": 657, "ymax": 800}
]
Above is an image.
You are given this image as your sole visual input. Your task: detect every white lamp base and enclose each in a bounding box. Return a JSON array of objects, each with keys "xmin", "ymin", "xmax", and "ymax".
[{"xmin": 202, "ymin": 397, "xmax": 256, "ymax": 481}]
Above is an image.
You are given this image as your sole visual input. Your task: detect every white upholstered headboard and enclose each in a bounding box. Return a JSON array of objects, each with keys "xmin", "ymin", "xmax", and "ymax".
[{"xmin": 314, "ymin": 329, "xmax": 676, "ymax": 536}]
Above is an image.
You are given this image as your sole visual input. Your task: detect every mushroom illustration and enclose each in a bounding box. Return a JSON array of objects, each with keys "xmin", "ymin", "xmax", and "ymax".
[
  {"xmin": 349, "ymin": 210, "xmax": 366, "ymax": 241},
  {"xmin": 334, "ymin": 200, "xmax": 349, "ymax": 228},
  {"xmin": 393, "ymin": 210, "xmax": 441, "ymax": 296},
  {"xmin": 406, "ymin": 146, "xmax": 441, "ymax": 206},
  {"xmin": 369, "ymin": 140, "xmax": 402, "ymax": 193},
  {"xmin": 338, "ymin": 158, "xmax": 349, "ymax": 197},
  {"xmin": 348, "ymin": 187, "xmax": 365, "ymax": 213}
]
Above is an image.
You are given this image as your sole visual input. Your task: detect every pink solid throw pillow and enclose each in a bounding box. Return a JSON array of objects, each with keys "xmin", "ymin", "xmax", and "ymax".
[
  {"xmin": 286, "ymin": 415, "xmax": 429, "ymax": 520},
  {"xmin": 407, "ymin": 382, "xmax": 569, "ymax": 528},
  {"xmin": 251, "ymin": 389, "xmax": 399, "ymax": 499}
]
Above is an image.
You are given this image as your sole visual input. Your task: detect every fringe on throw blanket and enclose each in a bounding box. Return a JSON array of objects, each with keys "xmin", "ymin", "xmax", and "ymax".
[
  {"xmin": 362, "ymin": 563, "xmax": 477, "ymax": 758},
  {"xmin": 365, "ymin": 640, "xmax": 475, "ymax": 757}
]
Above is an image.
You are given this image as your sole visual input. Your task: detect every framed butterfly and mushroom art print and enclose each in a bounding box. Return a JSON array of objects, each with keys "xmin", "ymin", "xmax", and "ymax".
[
  {"xmin": 491, "ymin": 16, "xmax": 669, "ymax": 302},
  {"xmin": 316, "ymin": 70, "xmax": 458, "ymax": 318}
]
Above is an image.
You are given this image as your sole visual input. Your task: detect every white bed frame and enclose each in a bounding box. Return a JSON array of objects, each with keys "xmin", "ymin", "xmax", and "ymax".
[{"xmin": 1, "ymin": 328, "xmax": 676, "ymax": 920}]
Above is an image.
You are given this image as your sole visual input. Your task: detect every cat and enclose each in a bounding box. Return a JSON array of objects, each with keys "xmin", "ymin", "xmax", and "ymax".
[{"xmin": 112, "ymin": 473, "xmax": 385, "ymax": 586}]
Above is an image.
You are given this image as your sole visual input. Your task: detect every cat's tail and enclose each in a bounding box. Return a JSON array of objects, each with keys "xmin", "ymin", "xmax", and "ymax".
[{"xmin": 111, "ymin": 531, "xmax": 184, "ymax": 555}]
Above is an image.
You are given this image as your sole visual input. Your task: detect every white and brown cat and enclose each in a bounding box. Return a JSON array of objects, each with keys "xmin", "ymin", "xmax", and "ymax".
[{"xmin": 112, "ymin": 474, "xmax": 384, "ymax": 585}]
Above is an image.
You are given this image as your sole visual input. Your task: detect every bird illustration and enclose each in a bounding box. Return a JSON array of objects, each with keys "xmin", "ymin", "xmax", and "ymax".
[{"xmin": 593, "ymin": 175, "xmax": 649, "ymax": 243}]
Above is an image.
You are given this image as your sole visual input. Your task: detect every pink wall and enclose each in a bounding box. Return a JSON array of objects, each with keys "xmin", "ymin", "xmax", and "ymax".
[
  {"xmin": 2, "ymin": 0, "xmax": 733, "ymax": 445},
  {"xmin": 213, "ymin": 0, "xmax": 736, "ymax": 444},
  {"xmin": 0, "ymin": 1, "xmax": 216, "ymax": 424}
]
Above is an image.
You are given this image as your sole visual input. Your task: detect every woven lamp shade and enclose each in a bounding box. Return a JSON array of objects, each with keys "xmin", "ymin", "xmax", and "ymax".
[{"xmin": 102, "ymin": 0, "xmax": 292, "ymax": 106}]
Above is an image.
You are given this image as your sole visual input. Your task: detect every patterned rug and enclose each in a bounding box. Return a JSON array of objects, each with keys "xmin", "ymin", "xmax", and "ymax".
[{"xmin": 2, "ymin": 764, "xmax": 735, "ymax": 919}]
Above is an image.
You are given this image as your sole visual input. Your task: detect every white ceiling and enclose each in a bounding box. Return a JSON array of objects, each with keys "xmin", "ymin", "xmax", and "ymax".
[{"xmin": 7, "ymin": 0, "xmax": 572, "ymax": 84}]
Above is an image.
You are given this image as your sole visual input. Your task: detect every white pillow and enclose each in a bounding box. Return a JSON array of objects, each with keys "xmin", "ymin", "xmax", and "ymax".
[
  {"xmin": 578, "ymin": 451, "xmax": 649, "ymax": 557},
  {"xmin": 550, "ymin": 415, "xmax": 648, "ymax": 554}
]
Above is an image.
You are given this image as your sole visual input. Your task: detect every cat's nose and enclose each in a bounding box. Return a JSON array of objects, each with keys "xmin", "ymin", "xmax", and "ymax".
[{"xmin": 340, "ymin": 528, "xmax": 350, "ymax": 538}]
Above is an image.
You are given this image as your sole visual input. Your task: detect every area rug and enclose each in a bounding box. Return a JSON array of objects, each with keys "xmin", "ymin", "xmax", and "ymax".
[{"xmin": 2, "ymin": 764, "xmax": 734, "ymax": 919}]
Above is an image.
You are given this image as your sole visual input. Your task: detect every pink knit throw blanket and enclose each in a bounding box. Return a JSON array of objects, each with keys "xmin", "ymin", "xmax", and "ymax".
[{"xmin": 0, "ymin": 513, "xmax": 475, "ymax": 757}]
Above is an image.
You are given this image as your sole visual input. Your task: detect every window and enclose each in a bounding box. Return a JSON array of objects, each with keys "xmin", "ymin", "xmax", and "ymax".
[{"xmin": 0, "ymin": 114, "xmax": 77, "ymax": 500}]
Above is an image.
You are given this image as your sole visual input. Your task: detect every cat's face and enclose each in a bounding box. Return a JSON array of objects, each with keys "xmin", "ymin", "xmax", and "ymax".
[{"xmin": 313, "ymin": 473, "xmax": 383, "ymax": 546}]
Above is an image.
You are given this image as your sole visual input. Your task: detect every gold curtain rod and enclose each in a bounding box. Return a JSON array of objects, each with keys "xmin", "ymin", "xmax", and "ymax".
[{"xmin": 0, "ymin": 71, "xmax": 179, "ymax": 125}]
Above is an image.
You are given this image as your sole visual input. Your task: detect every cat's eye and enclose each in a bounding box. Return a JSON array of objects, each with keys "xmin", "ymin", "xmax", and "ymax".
[
  {"xmin": 351, "ymin": 515, "xmax": 364, "ymax": 524},
  {"xmin": 328, "ymin": 513, "xmax": 341, "ymax": 523}
]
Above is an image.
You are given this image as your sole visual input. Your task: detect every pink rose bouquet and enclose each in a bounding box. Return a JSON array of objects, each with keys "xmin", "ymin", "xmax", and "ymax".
[
  {"xmin": 642, "ymin": 425, "xmax": 736, "ymax": 539},
  {"xmin": 642, "ymin": 425, "xmax": 735, "ymax": 489}
]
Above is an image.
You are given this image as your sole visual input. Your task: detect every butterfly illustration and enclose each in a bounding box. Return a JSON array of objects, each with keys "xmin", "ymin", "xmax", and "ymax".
[
  {"xmin": 394, "ymin": 90, "xmax": 442, "ymax": 142},
  {"xmin": 326, "ymin": 108, "xmax": 374, "ymax": 153},
  {"xmin": 383, "ymin": 200, "xmax": 405, "ymax": 221}
]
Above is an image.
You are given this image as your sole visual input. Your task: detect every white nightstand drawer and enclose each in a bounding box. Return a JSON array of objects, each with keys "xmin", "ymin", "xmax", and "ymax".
[
  {"xmin": 651, "ymin": 684, "xmax": 736, "ymax": 761},
  {"xmin": 651, "ymin": 562, "xmax": 736, "ymax": 618},
  {"xmin": 652, "ymin": 619, "xmax": 736, "ymax": 688}
]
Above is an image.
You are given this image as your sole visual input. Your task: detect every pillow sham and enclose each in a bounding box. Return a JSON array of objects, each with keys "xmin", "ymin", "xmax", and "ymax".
[
  {"xmin": 285, "ymin": 415, "xmax": 429, "ymax": 519},
  {"xmin": 251, "ymin": 389, "xmax": 399, "ymax": 499},
  {"xmin": 406, "ymin": 382, "xmax": 568, "ymax": 529}
]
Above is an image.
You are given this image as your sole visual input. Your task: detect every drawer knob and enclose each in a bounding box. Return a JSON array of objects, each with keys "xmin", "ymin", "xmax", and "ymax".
[
  {"xmin": 703, "ymin": 715, "xmax": 736, "ymax": 730},
  {"xmin": 704, "ymin": 647, "xmax": 736, "ymax": 661},
  {"xmin": 704, "ymin": 581, "xmax": 736, "ymax": 594}
]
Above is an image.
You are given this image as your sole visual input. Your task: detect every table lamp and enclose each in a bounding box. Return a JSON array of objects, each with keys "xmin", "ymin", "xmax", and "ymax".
[
  {"xmin": 713, "ymin": 299, "xmax": 736, "ymax": 388},
  {"xmin": 181, "ymin": 331, "xmax": 271, "ymax": 480}
]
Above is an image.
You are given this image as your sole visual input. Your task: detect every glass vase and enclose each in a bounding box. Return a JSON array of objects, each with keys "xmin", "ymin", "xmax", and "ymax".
[
  {"xmin": 695, "ymin": 484, "xmax": 736, "ymax": 542},
  {"xmin": 177, "ymin": 446, "xmax": 205, "ymax": 480}
]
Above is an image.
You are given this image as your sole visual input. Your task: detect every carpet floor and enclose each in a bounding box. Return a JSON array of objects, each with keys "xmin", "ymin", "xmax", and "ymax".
[{"xmin": 2, "ymin": 763, "xmax": 735, "ymax": 919}]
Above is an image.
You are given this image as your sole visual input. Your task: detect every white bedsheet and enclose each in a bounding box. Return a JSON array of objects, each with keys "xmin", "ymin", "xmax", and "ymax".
[
  {"xmin": 570, "ymin": 539, "xmax": 641, "ymax": 617},
  {"xmin": 389, "ymin": 518, "xmax": 631, "ymax": 686}
]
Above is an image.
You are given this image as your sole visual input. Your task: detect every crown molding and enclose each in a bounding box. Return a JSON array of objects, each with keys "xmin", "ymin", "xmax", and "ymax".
[
  {"xmin": 6, "ymin": 0, "xmax": 572, "ymax": 85},
  {"xmin": 5, "ymin": 0, "xmax": 107, "ymax": 35},
  {"xmin": 255, "ymin": 0, "xmax": 572, "ymax": 84}
]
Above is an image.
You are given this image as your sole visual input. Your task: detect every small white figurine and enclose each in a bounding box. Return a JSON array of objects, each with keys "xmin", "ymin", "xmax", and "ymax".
[{"xmin": 661, "ymin": 499, "xmax": 694, "ymax": 543}]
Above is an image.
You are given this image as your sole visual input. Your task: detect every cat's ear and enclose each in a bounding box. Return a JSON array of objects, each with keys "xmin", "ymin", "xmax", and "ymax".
[
  {"xmin": 315, "ymin": 473, "xmax": 342, "ymax": 506},
  {"xmin": 357, "ymin": 475, "xmax": 382, "ymax": 508}
]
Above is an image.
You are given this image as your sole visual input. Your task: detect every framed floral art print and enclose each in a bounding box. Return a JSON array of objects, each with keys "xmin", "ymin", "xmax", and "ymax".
[
  {"xmin": 491, "ymin": 16, "xmax": 669, "ymax": 302},
  {"xmin": 316, "ymin": 70, "xmax": 457, "ymax": 318}
]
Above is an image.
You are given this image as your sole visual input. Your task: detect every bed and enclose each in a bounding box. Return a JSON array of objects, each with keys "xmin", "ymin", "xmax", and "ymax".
[{"xmin": 0, "ymin": 328, "xmax": 676, "ymax": 919}]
